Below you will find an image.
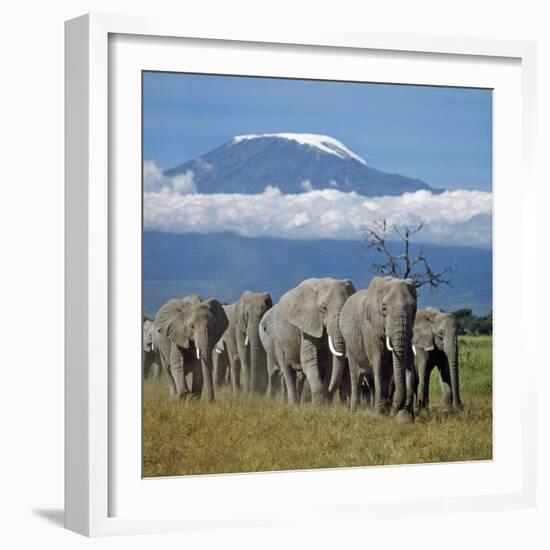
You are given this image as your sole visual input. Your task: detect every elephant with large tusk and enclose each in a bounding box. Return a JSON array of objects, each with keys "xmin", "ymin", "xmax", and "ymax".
[
  {"xmin": 413, "ymin": 307, "xmax": 462, "ymax": 411},
  {"xmin": 339, "ymin": 276, "xmax": 417, "ymax": 420},
  {"xmin": 272, "ymin": 278, "xmax": 356, "ymax": 405},
  {"xmin": 154, "ymin": 295, "xmax": 229, "ymax": 401},
  {"xmin": 235, "ymin": 291, "xmax": 273, "ymax": 394}
]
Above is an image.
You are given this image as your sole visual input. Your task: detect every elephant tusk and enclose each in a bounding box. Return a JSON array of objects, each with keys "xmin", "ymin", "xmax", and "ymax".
[
  {"xmin": 412, "ymin": 345, "xmax": 416, "ymax": 357},
  {"xmin": 425, "ymin": 345, "xmax": 434, "ymax": 351},
  {"xmin": 245, "ymin": 335, "xmax": 249, "ymax": 346},
  {"xmin": 386, "ymin": 336, "xmax": 394, "ymax": 352},
  {"xmin": 215, "ymin": 348, "xmax": 223, "ymax": 354},
  {"xmin": 328, "ymin": 334, "xmax": 344, "ymax": 357},
  {"xmin": 196, "ymin": 348, "xmax": 200, "ymax": 360}
]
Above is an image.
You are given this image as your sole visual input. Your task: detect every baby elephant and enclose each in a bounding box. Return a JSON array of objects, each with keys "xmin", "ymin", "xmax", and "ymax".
[{"xmin": 412, "ymin": 307, "xmax": 462, "ymax": 411}]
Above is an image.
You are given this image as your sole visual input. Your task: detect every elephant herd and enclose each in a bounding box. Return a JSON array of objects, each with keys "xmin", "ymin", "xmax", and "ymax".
[{"xmin": 143, "ymin": 276, "xmax": 463, "ymax": 421}]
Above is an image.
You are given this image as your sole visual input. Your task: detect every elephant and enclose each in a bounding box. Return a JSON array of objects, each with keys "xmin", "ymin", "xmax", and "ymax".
[
  {"xmin": 272, "ymin": 277, "xmax": 356, "ymax": 405},
  {"xmin": 260, "ymin": 306, "xmax": 349, "ymax": 403},
  {"xmin": 339, "ymin": 276, "xmax": 417, "ymax": 420},
  {"xmin": 412, "ymin": 307, "xmax": 462, "ymax": 411},
  {"xmin": 213, "ymin": 303, "xmax": 241, "ymax": 392},
  {"xmin": 235, "ymin": 291, "xmax": 273, "ymax": 394},
  {"xmin": 155, "ymin": 295, "xmax": 229, "ymax": 401},
  {"xmin": 143, "ymin": 318, "xmax": 161, "ymax": 379}
]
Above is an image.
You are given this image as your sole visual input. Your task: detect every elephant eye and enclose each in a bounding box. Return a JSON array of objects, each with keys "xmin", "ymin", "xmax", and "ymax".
[
  {"xmin": 319, "ymin": 303, "xmax": 327, "ymax": 313},
  {"xmin": 381, "ymin": 303, "xmax": 387, "ymax": 315}
]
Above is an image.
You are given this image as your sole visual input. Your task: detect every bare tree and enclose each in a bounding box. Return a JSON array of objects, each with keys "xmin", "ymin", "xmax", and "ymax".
[{"xmin": 361, "ymin": 220, "xmax": 455, "ymax": 289}]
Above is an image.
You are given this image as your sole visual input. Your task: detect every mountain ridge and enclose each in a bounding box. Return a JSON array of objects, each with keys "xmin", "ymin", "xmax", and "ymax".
[
  {"xmin": 143, "ymin": 231, "xmax": 491, "ymax": 318},
  {"xmin": 164, "ymin": 133, "xmax": 441, "ymax": 196}
]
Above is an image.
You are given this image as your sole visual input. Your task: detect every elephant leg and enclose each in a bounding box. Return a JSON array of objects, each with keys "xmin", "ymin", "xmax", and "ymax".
[
  {"xmin": 300, "ymin": 335, "xmax": 326, "ymax": 405},
  {"xmin": 212, "ymin": 351, "xmax": 220, "ymax": 391},
  {"xmin": 373, "ymin": 351, "xmax": 391, "ymax": 415},
  {"xmin": 339, "ymin": 362, "xmax": 351, "ymax": 404},
  {"xmin": 282, "ymin": 365, "xmax": 298, "ymax": 405},
  {"xmin": 169, "ymin": 343, "xmax": 188, "ymax": 397},
  {"xmin": 296, "ymin": 371, "xmax": 305, "ymax": 401},
  {"xmin": 366, "ymin": 375, "xmax": 375, "ymax": 409},
  {"xmin": 213, "ymin": 350, "xmax": 228, "ymax": 392},
  {"xmin": 417, "ymin": 357, "xmax": 432, "ymax": 410},
  {"xmin": 225, "ymin": 363, "xmax": 231, "ymax": 385},
  {"xmin": 271, "ymin": 370, "xmax": 283, "ymax": 397},
  {"xmin": 266, "ymin": 356, "xmax": 279, "ymax": 398},
  {"xmin": 300, "ymin": 376, "xmax": 312, "ymax": 403},
  {"xmin": 161, "ymin": 356, "xmax": 177, "ymax": 397},
  {"xmin": 143, "ymin": 353, "xmax": 152, "ymax": 379},
  {"xmin": 348, "ymin": 357, "xmax": 362, "ymax": 413},
  {"xmin": 229, "ymin": 356, "xmax": 241, "ymax": 393},
  {"xmin": 152, "ymin": 362, "xmax": 161, "ymax": 379},
  {"xmin": 164, "ymin": 368, "xmax": 177, "ymax": 396},
  {"xmin": 405, "ymin": 368, "xmax": 416, "ymax": 418},
  {"xmin": 237, "ymin": 339, "xmax": 251, "ymax": 394},
  {"xmin": 438, "ymin": 364, "xmax": 453, "ymax": 410}
]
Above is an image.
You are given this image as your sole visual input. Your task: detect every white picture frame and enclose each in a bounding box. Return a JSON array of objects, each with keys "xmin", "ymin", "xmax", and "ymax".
[{"xmin": 65, "ymin": 13, "xmax": 537, "ymax": 537}]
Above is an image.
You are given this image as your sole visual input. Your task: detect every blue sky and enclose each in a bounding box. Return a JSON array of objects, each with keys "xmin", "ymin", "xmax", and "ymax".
[{"xmin": 143, "ymin": 72, "xmax": 492, "ymax": 192}]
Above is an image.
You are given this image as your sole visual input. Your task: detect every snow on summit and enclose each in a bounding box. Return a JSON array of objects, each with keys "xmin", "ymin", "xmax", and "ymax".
[
  {"xmin": 164, "ymin": 132, "xmax": 435, "ymax": 196},
  {"xmin": 233, "ymin": 133, "xmax": 368, "ymax": 165}
]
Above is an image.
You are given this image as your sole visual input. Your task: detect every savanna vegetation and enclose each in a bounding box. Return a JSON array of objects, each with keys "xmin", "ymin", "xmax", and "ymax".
[
  {"xmin": 143, "ymin": 335, "xmax": 492, "ymax": 477},
  {"xmin": 452, "ymin": 309, "xmax": 493, "ymax": 335}
]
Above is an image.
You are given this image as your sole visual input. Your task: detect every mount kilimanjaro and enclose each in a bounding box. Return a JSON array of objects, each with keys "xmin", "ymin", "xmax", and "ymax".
[{"xmin": 164, "ymin": 133, "xmax": 439, "ymax": 196}]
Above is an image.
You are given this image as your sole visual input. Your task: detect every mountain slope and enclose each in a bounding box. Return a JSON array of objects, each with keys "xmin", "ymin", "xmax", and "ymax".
[
  {"xmin": 143, "ymin": 231, "xmax": 491, "ymax": 317},
  {"xmin": 164, "ymin": 133, "xmax": 438, "ymax": 196}
]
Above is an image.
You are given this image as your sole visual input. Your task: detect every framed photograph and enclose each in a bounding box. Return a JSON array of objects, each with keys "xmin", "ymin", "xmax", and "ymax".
[{"xmin": 65, "ymin": 13, "xmax": 537, "ymax": 536}]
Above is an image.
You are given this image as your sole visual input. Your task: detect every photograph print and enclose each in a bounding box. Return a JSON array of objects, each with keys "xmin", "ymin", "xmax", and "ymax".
[{"xmin": 142, "ymin": 72, "xmax": 493, "ymax": 477}]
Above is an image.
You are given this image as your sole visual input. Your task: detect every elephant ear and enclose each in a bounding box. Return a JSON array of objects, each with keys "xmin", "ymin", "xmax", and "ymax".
[
  {"xmin": 262, "ymin": 292, "xmax": 273, "ymax": 309},
  {"xmin": 261, "ymin": 307, "xmax": 275, "ymax": 336},
  {"xmin": 342, "ymin": 278, "xmax": 357, "ymax": 296},
  {"xmin": 413, "ymin": 311, "xmax": 435, "ymax": 348},
  {"xmin": 364, "ymin": 291, "xmax": 384, "ymax": 335},
  {"xmin": 155, "ymin": 299, "xmax": 194, "ymax": 348},
  {"xmin": 282, "ymin": 283, "xmax": 323, "ymax": 338},
  {"xmin": 204, "ymin": 298, "xmax": 229, "ymax": 343}
]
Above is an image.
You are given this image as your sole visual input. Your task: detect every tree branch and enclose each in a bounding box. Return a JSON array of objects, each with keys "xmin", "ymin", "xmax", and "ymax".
[{"xmin": 361, "ymin": 219, "xmax": 455, "ymax": 290}]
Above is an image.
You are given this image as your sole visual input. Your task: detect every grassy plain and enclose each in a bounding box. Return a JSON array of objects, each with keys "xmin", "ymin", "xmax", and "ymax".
[{"xmin": 143, "ymin": 335, "xmax": 492, "ymax": 477}]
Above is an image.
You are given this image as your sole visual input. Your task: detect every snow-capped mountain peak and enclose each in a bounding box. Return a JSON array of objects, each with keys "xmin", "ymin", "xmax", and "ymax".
[
  {"xmin": 164, "ymin": 132, "xmax": 436, "ymax": 196},
  {"xmin": 233, "ymin": 133, "xmax": 367, "ymax": 165}
]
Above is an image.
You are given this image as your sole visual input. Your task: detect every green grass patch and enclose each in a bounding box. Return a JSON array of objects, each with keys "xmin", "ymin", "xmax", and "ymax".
[{"xmin": 143, "ymin": 335, "xmax": 492, "ymax": 477}]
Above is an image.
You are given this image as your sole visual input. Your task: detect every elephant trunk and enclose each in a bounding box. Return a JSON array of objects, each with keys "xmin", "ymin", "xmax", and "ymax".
[
  {"xmin": 415, "ymin": 348, "xmax": 430, "ymax": 409},
  {"xmin": 196, "ymin": 330, "xmax": 215, "ymax": 401},
  {"xmin": 445, "ymin": 335, "xmax": 462, "ymax": 409},
  {"xmin": 388, "ymin": 312, "xmax": 410, "ymax": 414},
  {"xmin": 248, "ymin": 324, "xmax": 267, "ymax": 394}
]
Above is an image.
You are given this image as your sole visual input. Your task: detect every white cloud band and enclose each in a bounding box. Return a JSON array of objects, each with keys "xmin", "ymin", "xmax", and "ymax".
[{"xmin": 144, "ymin": 183, "xmax": 492, "ymax": 248}]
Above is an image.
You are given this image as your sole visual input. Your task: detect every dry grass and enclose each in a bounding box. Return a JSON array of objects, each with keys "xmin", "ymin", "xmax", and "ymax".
[{"xmin": 143, "ymin": 335, "xmax": 492, "ymax": 477}]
